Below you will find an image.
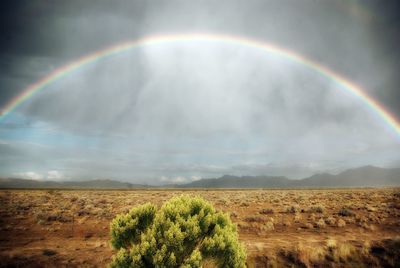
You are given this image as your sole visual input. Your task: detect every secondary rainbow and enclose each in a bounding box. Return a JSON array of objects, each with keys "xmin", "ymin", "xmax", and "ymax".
[{"xmin": 1, "ymin": 33, "xmax": 399, "ymax": 137}]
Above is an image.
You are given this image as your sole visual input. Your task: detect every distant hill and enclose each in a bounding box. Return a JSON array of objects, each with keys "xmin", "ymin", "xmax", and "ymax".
[
  {"xmin": 1, "ymin": 166, "xmax": 399, "ymax": 189},
  {"xmin": 177, "ymin": 166, "xmax": 400, "ymax": 188},
  {"xmin": 0, "ymin": 178, "xmax": 150, "ymax": 189},
  {"xmin": 175, "ymin": 175, "xmax": 292, "ymax": 188},
  {"xmin": 296, "ymin": 165, "xmax": 400, "ymax": 187}
]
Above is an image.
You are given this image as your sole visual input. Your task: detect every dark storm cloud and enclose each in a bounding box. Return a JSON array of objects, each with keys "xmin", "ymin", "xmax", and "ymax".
[
  {"xmin": 1, "ymin": 0, "xmax": 399, "ymax": 117},
  {"xmin": 362, "ymin": 0, "xmax": 400, "ymax": 117}
]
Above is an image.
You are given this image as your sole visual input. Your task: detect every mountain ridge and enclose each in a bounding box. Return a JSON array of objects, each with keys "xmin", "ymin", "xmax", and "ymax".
[{"xmin": 0, "ymin": 166, "xmax": 399, "ymax": 189}]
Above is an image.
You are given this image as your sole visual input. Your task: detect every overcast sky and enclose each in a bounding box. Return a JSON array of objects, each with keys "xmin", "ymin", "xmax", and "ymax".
[{"xmin": 0, "ymin": 0, "xmax": 399, "ymax": 184}]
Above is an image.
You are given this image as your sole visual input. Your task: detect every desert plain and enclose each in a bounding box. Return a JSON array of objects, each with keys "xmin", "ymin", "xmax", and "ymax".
[{"xmin": 0, "ymin": 188, "xmax": 399, "ymax": 267}]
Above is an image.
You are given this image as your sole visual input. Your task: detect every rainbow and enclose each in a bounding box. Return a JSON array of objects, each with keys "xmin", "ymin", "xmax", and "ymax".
[{"xmin": 1, "ymin": 33, "xmax": 399, "ymax": 137}]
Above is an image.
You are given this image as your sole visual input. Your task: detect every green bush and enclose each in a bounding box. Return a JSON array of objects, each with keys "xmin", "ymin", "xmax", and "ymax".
[{"xmin": 110, "ymin": 195, "xmax": 247, "ymax": 268}]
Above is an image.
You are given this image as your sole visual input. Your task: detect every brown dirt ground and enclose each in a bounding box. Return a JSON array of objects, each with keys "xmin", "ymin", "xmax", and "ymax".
[{"xmin": 0, "ymin": 188, "xmax": 399, "ymax": 267}]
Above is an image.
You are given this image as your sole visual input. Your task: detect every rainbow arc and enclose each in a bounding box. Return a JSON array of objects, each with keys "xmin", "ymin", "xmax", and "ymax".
[{"xmin": 1, "ymin": 33, "xmax": 399, "ymax": 138}]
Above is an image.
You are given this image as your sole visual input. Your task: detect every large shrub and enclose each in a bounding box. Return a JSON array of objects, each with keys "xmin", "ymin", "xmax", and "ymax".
[{"xmin": 109, "ymin": 195, "xmax": 246, "ymax": 267}]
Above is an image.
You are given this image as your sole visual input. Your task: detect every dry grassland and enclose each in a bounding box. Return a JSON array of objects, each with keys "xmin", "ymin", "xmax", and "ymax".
[{"xmin": 0, "ymin": 188, "xmax": 399, "ymax": 267}]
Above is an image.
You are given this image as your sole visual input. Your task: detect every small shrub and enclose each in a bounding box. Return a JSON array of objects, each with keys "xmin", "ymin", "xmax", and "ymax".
[
  {"xmin": 244, "ymin": 216, "xmax": 264, "ymax": 223},
  {"xmin": 301, "ymin": 223, "xmax": 313, "ymax": 229},
  {"xmin": 338, "ymin": 207, "xmax": 354, "ymax": 217},
  {"xmin": 280, "ymin": 243, "xmax": 324, "ymax": 267},
  {"xmin": 294, "ymin": 213, "xmax": 302, "ymax": 223},
  {"xmin": 326, "ymin": 239, "xmax": 337, "ymax": 250},
  {"xmin": 286, "ymin": 206, "xmax": 299, "ymax": 213},
  {"xmin": 361, "ymin": 223, "xmax": 376, "ymax": 231},
  {"xmin": 109, "ymin": 195, "xmax": 246, "ymax": 267},
  {"xmin": 259, "ymin": 208, "xmax": 274, "ymax": 215},
  {"xmin": 263, "ymin": 221, "xmax": 275, "ymax": 231},
  {"xmin": 316, "ymin": 218, "xmax": 326, "ymax": 228},
  {"xmin": 308, "ymin": 206, "xmax": 324, "ymax": 213},
  {"xmin": 77, "ymin": 209, "xmax": 91, "ymax": 216},
  {"xmin": 337, "ymin": 219, "xmax": 346, "ymax": 227},
  {"xmin": 325, "ymin": 217, "xmax": 336, "ymax": 226},
  {"xmin": 334, "ymin": 243, "xmax": 354, "ymax": 262},
  {"xmin": 35, "ymin": 212, "xmax": 72, "ymax": 223},
  {"xmin": 240, "ymin": 202, "xmax": 250, "ymax": 207}
]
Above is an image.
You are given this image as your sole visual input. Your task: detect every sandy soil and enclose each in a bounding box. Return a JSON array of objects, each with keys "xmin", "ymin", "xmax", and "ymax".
[{"xmin": 0, "ymin": 188, "xmax": 399, "ymax": 267}]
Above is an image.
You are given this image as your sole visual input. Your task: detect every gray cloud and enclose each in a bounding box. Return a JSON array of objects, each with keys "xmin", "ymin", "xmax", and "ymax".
[{"xmin": 0, "ymin": 0, "xmax": 399, "ymax": 183}]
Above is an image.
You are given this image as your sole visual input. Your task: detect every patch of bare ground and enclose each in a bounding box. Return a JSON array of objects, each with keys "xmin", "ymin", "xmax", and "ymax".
[{"xmin": 0, "ymin": 188, "xmax": 399, "ymax": 267}]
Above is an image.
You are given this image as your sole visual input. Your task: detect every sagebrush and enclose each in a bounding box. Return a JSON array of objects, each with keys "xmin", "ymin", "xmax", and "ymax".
[{"xmin": 110, "ymin": 195, "xmax": 247, "ymax": 267}]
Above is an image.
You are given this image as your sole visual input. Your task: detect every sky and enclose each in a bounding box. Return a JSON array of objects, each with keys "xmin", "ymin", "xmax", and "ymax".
[{"xmin": 0, "ymin": 0, "xmax": 399, "ymax": 184}]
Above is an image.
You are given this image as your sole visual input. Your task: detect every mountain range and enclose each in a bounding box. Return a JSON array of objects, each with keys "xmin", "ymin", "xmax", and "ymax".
[
  {"xmin": 177, "ymin": 166, "xmax": 400, "ymax": 188},
  {"xmin": 0, "ymin": 166, "xmax": 399, "ymax": 189}
]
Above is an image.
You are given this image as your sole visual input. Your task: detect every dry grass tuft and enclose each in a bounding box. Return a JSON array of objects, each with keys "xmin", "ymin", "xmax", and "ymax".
[{"xmin": 337, "ymin": 218, "xmax": 346, "ymax": 227}]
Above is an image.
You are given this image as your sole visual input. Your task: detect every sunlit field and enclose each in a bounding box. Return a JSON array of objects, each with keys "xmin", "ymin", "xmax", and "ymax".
[{"xmin": 1, "ymin": 188, "xmax": 399, "ymax": 267}]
